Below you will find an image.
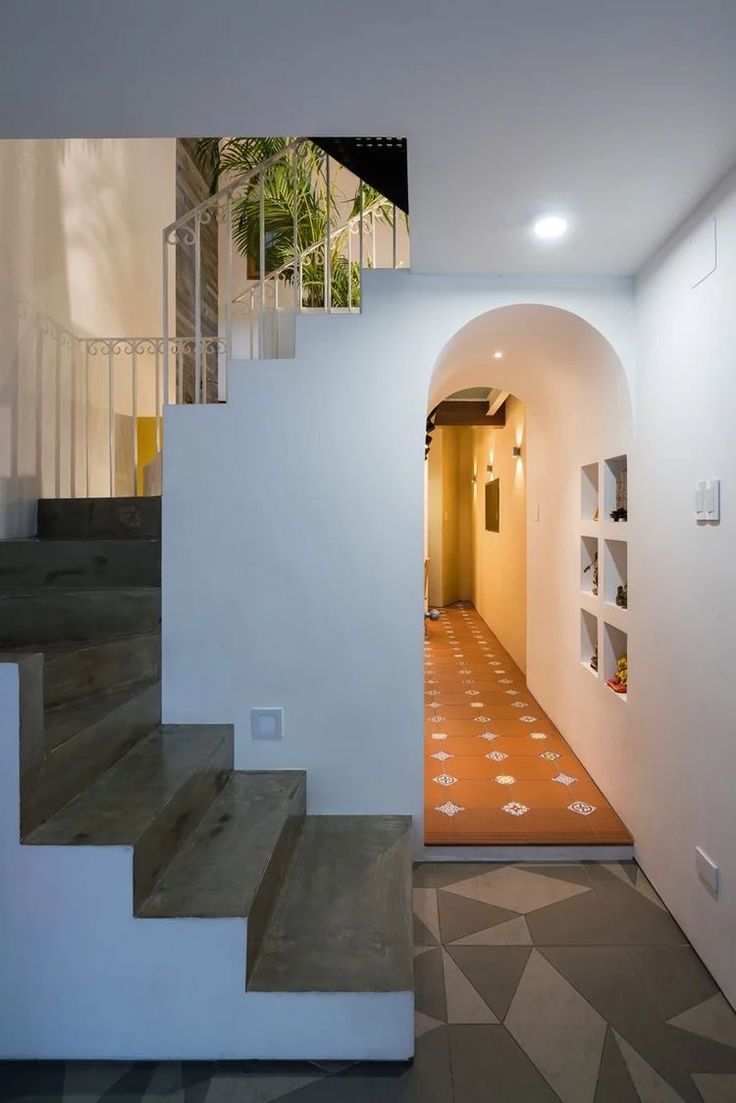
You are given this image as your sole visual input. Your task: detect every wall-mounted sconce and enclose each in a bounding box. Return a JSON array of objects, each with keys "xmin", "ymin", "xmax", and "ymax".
[
  {"xmin": 512, "ymin": 445, "xmax": 522, "ymax": 457},
  {"xmin": 486, "ymin": 464, "xmax": 494, "ymax": 475}
]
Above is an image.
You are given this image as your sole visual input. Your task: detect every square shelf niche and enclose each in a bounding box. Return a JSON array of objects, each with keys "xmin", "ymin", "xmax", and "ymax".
[
  {"xmin": 580, "ymin": 535, "xmax": 599, "ymax": 596},
  {"xmin": 604, "ymin": 539, "xmax": 627, "ymax": 609},
  {"xmin": 580, "ymin": 608, "xmax": 599, "ymax": 675},
  {"xmin": 581, "ymin": 462, "xmax": 600, "ymax": 522},
  {"xmin": 604, "ymin": 454, "xmax": 627, "ymax": 523},
  {"xmin": 603, "ymin": 621, "xmax": 628, "ymax": 699}
]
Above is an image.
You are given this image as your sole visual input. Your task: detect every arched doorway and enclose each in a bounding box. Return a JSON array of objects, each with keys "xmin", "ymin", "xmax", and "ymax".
[{"xmin": 423, "ymin": 304, "xmax": 634, "ymax": 849}]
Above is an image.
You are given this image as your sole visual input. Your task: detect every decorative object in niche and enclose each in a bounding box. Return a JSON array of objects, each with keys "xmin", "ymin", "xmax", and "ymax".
[
  {"xmin": 615, "ymin": 583, "xmax": 627, "ymax": 609},
  {"xmin": 610, "ymin": 467, "xmax": 627, "ymax": 522},
  {"xmin": 607, "ymin": 655, "xmax": 627, "ymax": 694},
  {"xmin": 590, "ymin": 645, "xmax": 598, "ymax": 673},
  {"xmin": 583, "ymin": 551, "xmax": 599, "ymax": 596}
]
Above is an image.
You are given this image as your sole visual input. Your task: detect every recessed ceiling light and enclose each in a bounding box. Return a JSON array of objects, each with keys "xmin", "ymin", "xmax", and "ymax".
[
  {"xmin": 533, "ymin": 214, "xmax": 569, "ymax": 241},
  {"xmin": 493, "ymin": 350, "xmax": 503, "ymax": 359}
]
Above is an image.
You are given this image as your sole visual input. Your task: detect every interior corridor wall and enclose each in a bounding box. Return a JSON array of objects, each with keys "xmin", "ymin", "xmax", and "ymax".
[
  {"xmin": 427, "ymin": 427, "xmax": 473, "ymax": 606},
  {"xmin": 471, "ymin": 395, "xmax": 527, "ymax": 672},
  {"xmin": 0, "ymin": 139, "xmax": 176, "ymax": 537},
  {"xmin": 634, "ymin": 168, "xmax": 736, "ymax": 1006}
]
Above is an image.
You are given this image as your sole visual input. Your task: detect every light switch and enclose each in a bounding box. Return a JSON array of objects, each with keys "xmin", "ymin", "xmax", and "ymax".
[
  {"xmin": 251, "ymin": 707, "xmax": 283, "ymax": 740},
  {"xmin": 695, "ymin": 480, "xmax": 720, "ymax": 522}
]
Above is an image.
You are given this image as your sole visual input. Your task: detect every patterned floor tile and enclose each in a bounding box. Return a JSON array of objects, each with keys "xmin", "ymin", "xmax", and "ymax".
[
  {"xmin": 668, "ymin": 994, "xmax": 736, "ymax": 1050},
  {"xmin": 448, "ymin": 1025, "xmax": 560, "ymax": 1102},
  {"xmin": 445, "ymin": 945, "xmax": 532, "ymax": 1021},
  {"xmin": 424, "ymin": 607, "xmax": 632, "ymax": 846},
  {"xmin": 442, "ymin": 949, "xmax": 498, "ymax": 1023},
  {"xmin": 443, "ymin": 865, "xmax": 590, "ymax": 914},
  {"xmin": 451, "ymin": 916, "xmax": 531, "ymax": 946},
  {"xmin": 203, "ymin": 1063, "xmax": 321, "ymax": 1101},
  {"xmin": 437, "ymin": 888, "xmax": 518, "ymax": 942},
  {"xmin": 628, "ymin": 947, "xmax": 719, "ymax": 1020},
  {"xmin": 594, "ymin": 1026, "xmax": 640, "ymax": 1102},
  {"xmin": 691, "ymin": 1072, "xmax": 736, "ymax": 1101},
  {"xmin": 505, "ymin": 949, "xmax": 607, "ymax": 1103}
]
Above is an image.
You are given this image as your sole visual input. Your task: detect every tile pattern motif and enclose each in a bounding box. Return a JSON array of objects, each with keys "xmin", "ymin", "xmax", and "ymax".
[
  {"xmin": 6, "ymin": 861, "xmax": 736, "ymax": 1102},
  {"xmin": 424, "ymin": 604, "xmax": 632, "ymax": 845}
]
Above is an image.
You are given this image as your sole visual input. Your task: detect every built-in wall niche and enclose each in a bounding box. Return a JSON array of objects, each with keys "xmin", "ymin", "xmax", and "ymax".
[
  {"xmin": 603, "ymin": 539, "xmax": 627, "ymax": 609},
  {"xmin": 603, "ymin": 621, "xmax": 628, "ymax": 700},
  {"xmin": 580, "ymin": 535, "xmax": 599, "ymax": 595},
  {"xmin": 604, "ymin": 454, "xmax": 627, "ymax": 523},
  {"xmin": 581, "ymin": 463, "xmax": 600, "ymax": 521},
  {"xmin": 580, "ymin": 609, "xmax": 599, "ymax": 675}
]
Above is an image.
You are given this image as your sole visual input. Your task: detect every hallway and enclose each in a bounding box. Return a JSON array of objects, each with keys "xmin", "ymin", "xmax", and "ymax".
[{"xmin": 425, "ymin": 605, "xmax": 632, "ymax": 846}]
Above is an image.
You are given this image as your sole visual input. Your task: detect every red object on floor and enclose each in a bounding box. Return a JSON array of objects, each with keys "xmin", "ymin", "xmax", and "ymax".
[{"xmin": 424, "ymin": 604, "xmax": 632, "ymax": 846}]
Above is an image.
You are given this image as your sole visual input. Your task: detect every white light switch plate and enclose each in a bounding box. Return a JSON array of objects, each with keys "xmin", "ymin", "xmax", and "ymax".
[{"xmin": 251, "ymin": 707, "xmax": 283, "ymax": 740}]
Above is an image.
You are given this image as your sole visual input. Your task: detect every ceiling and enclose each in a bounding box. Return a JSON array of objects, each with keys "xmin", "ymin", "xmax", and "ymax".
[{"xmin": 1, "ymin": 0, "xmax": 736, "ymax": 276}]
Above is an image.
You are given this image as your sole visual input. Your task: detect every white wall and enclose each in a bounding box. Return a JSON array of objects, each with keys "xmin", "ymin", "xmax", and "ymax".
[
  {"xmin": 633, "ymin": 169, "xmax": 736, "ymax": 1006},
  {"xmin": 0, "ymin": 139, "xmax": 175, "ymax": 536},
  {"xmin": 163, "ymin": 271, "xmax": 635, "ymax": 857}
]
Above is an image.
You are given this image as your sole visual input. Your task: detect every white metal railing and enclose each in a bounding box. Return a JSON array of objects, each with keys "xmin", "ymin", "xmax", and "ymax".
[
  {"xmin": 16, "ymin": 306, "xmax": 221, "ymax": 500},
  {"xmin": 162, "ymin": 137, "xmax": 409, "ymax": 403}
]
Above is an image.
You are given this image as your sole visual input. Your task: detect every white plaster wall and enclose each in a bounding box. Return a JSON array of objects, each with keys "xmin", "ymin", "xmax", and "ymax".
[
  {"xmin": 163, "ymin": 271, "xmax": 636, "ymax": 856},
  {"xmin": 633, "ymin": 169, "xmax": 736, "ymax": 1006},
  {"xmin": 0, "ymin": 660, "xmax": 412, "ymax": 1061},
  {"xmin": 0, "ymin": 139, "xmax": 175, "ymax": 537}
]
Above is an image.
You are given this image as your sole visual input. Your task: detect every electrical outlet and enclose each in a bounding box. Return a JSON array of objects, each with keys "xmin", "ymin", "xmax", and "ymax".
[{"xmin": 251, "ymin": 707, "xmax": 283, "ymax": 740}]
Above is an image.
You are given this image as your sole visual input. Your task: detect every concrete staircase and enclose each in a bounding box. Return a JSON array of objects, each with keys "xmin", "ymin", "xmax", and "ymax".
[{"xmin": 0, "ymin": 497, "xmax": 413, "ymax": 1060}]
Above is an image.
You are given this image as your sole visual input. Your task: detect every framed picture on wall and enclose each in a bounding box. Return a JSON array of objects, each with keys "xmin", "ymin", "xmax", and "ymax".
[{"xmin": 485, "ymin": 479, "xmax": 500, "ymax": 532}]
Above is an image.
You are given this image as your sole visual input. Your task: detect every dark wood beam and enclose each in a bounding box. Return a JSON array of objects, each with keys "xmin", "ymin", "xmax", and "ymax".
[{"xmin": 433, "ymin": 400, "xmax": 506, "ymax": 427}]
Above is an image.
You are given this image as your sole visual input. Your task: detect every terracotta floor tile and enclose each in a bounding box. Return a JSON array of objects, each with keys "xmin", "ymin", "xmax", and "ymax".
[{"xmin": 424, "ymin": 605, "xmax": 632, "ymax": 847}]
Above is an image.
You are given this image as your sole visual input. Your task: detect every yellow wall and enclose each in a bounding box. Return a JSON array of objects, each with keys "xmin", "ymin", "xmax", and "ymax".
[
  {"xmin": 427, "ymin": 426, "xmax": 474, "ymax": 606},
  {"xmin": 471, "ymin": 395, "xmax": 527, "ymax": 671}
]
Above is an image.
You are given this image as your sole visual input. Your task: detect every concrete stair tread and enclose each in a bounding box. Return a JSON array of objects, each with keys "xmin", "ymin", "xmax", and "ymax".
[
  {"xmin": 140, "ymin": 771, "xmax": 307, "ymax": 919},
  {"xmin": 7, "ymin": 631, "xmax": 158, "ymax": 658},
  {"xmin": 38, "ymin": 496, "xmax": 161, "ymax": 540},
  {"xmin": 0, "ymin": 587, "xmax": 161, "ymax": 646},
  {"xmin": 0, "ymin": 538, "xmax": 160, "ymax": 589},
  {"xmin": 248, "ymin": 815, "xmax": 413, "ymax": 994},
  {"xmin": 43, "ymin": 680, "xmax": 160, "ymax": 752},
  {"xmin": 29, "ymin": 723, "xmax": 232, "ymax": 848}
]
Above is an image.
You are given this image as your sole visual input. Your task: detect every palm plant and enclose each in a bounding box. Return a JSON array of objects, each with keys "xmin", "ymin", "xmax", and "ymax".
[{"xmin": 195, "ymin": 137, "xmax": 398, "ymax": 309}]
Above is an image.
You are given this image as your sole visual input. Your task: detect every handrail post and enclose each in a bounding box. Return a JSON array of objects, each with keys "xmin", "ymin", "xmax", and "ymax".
[
  {"xmin": 225, "ymin": 195, "xmax": 233, "ymax": 363},
  {"xmin": 162, "ymin": 230, "xmax": 169, "ymax": 410},
  {"xmin": 324, "ymin": 152, "xmax": 331, "ymax": 313},
  {"xmin": 259, "ymin": 167, "xmax": 266, "ymax": 356},
  {"xmin": 194, "ymin": 211, "xmax": 202, "ymax": 402}
]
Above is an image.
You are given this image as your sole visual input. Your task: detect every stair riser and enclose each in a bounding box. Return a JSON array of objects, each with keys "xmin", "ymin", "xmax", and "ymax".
[
  {"xmin": 0, "ymin": 590, "xmax": 161, "ymax": 646},
  {"xmin": 30, "ymin": 683, "xmax": 161, "ymax": 832},
  {"xmin": 246, "ymin": 782, "xmax": 307, "ymax": 982},
  {"xmin": 133, "ymin": 734, "xmax": 234, "ymax": 910},
  {"xmin": 0, "ymin": 541, "xmax": 160, "ymax": 590},
  {"xmin": 38, "ymin": 497, "xmax": 161, "ymax": 540},
  {"xmin": 44, "ymin": 636, "xmax": 161, "ymax": 709}
]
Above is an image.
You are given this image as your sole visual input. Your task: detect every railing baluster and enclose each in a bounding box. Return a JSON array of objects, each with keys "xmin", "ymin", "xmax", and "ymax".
[
  {"xmin": 108, "ymin": 343, "xmax": 114, "ymax": 498},
  {"xmin": 84, "ymin": 344, "xmax": 90, "ymax": 497},
  {"xmin": 132, "ymin": 345, "xmax": 138, "ymax": 497},
  {"xmin": 392, "ymin": 203, "xmax": 397, "ymax": 268},
  {"xmin": 54, "ymin": 331, "xmax": 61, "ymax": 498},
  {"xmin": 324, "ymin": 153, "xmax": 331, "ymax": 313},
  {"xmin": 225, "ymin": 195, "xmax": 233, "ymax": 362},
  {"xmin": 194, "ymin": 212, "xmax": 202, "ymax": 402},
  {"xmin": 292, "ymin": 146, "xmax": 299, "ymax": 313},
  {"xmin": 70, "ymin": 339, "xmax": 77, "ymax": 497},
  {"xmin": 358, "ymin": 184, "xmax": 364, "ymax": 311},
  {"xmin": 259, "ymin": 168, "xmax": 266, "ymax": 357},
  {"xmin": 162, "ymin": 231, "xmax": 169, "ymax": 409},
  {"xmin": 155, "ymin": 341, "xmax": 162, "ymax": 443}
]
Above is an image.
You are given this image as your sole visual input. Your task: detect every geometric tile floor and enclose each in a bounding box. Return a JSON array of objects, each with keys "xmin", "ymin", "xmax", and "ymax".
[
  {"xmin": 425, "ymin": 604, "xmax": 632, "ymax": 846},
  {"xmin": 3, "ymin": 863, "xmax": 736, "ymax": 1101}
]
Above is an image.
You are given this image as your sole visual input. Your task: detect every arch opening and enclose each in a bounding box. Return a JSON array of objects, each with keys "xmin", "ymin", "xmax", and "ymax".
[{"xmin": 422, "ymin": 303, "xmax": 634, "ymax": 849}]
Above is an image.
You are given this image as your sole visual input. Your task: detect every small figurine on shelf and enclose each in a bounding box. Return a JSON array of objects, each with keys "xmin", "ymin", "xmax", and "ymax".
[
  {"xmin": 610, "ymin": 467, "xmax": 627, "ymax": 522},
  {"xmin": 593, "ymin": 507, "xmax": 599, "ymax": 522},
  {"xmin": 615, "ymin": 583, "xmax": 627, "ymax": 609},
  {"xmin": 607, "ymin": 655, "xmax": 628, "ymax": 694},
  {"xmin": 583, "ymin": 551, "xmax": 599, "ymax": 596},
  {"xmin": 590, "ymin": 645, "xmax": 598, "ymax": 672}
]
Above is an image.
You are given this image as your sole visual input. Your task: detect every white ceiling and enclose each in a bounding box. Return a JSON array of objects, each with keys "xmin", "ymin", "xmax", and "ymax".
[{"xmin": 1, "ymin": 0, "xmax": 735, "ymax": 276}]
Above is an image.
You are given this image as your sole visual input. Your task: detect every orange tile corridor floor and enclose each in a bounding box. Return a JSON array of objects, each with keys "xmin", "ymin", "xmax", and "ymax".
[{"xmin": 424, "ymin": 604, "xmax": 632, "ymax": 846}]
